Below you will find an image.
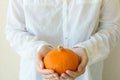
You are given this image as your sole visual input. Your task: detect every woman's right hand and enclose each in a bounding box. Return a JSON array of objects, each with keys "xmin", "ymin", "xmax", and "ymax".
[{"xmin": 36, "ymin": 45, "xmax": 59, "ymax": 80}]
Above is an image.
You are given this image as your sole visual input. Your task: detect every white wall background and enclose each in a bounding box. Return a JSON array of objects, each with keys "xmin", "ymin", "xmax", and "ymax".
[
  {"xmin": 0, "ymin": 0, "xmax": 120, "ymax": 80},
  {"xmin": 0, "ymin": 0, "xmax": 19, "ymax": 80}
]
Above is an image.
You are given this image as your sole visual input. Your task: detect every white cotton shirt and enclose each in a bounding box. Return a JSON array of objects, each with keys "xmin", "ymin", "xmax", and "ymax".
[{"xmin": 6, "ymin": 0, "xmax": 120, "ymax": 80}]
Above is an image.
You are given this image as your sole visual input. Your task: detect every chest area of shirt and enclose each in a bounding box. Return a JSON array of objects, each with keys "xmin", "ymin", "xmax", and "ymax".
[{"xmin": 23, "ymin": 0, "xmax": 102, "ymax": 7}]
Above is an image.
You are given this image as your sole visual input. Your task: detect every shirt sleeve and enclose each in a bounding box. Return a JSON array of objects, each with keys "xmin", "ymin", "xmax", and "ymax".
[
  {"xmin": 6, "ymin": 0, "xmax": 51, "ymax": 59},
  {"xmin": 74, "ymin": 0, "xmax": 120, "ymax": 65}
]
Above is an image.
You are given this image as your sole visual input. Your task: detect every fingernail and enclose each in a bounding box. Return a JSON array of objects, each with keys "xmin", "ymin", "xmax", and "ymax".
[{"xmin": 66, "ymin": 70, "xmax": 69, "ymax": 73}]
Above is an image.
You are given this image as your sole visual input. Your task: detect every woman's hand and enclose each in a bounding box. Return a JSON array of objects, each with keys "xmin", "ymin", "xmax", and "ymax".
[
  {"xmin": 60, "ymin": 47, "xmax": 88, "ymax": 80},
  {"xmin": 36, "ymin": 45, "xmax": 59, "ymax": 80}
]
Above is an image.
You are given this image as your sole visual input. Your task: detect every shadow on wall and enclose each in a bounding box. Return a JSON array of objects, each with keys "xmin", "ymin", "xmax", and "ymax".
[{"xmin": 103, "ymin": 41, "xmax": 120, "ymax": 80}]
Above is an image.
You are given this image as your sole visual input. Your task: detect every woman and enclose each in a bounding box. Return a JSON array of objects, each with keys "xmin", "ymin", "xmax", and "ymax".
[{"xmin": 6, "ymin": 0, "xmax": 120, "ymax": 80}]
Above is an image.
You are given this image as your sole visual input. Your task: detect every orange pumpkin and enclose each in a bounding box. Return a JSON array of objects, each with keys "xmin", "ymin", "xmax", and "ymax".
[{"xmin": 43, "ymin": 46, "xmax": 80, "ymax": 75}]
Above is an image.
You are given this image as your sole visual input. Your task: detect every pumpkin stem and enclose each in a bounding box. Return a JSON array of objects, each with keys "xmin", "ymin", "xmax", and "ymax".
[{"xmin": 57, "ymin": 45, "xmax": 64, "ymax": 51}]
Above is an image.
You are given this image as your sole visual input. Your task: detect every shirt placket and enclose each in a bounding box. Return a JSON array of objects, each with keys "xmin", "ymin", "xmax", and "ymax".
[{"xmin": 62, "ymin": 0, "xmax": 69, "ymax": 47}]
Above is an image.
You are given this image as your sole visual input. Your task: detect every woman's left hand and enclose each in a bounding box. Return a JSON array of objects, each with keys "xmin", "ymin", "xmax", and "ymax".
[{"xmin": 60, "ymin": 47, "xmax": 88, "ymax": 80}]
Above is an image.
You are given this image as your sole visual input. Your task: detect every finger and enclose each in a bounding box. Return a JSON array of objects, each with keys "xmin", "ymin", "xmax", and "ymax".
[
  {"xmin": 54, "ymin": 77, "xmax": 60, "ymax": 80},
  {"xmin": 77, "ymin": 65, "xmax": 83, "ymax": 72},
  {"xmin": 78, "ymin": 67, "xmax": 86, "ymax": 75},
  {"xmin": 38, "ymin": 60, "xmax": 44, "ymax": 69},
  {"xmin": 66, "ymin": 70, "xmax": 79, "ymax": 78},
  {"xmin": 46, "ymin": 75, "xmax": 59, "ymax": 80},
  {"xmin": 36, "ymin": 54, "xmax": 44, "ymax": 69},
  {"xmin": 36, "ymin": 63, "xmax": 40, "ymax": 72},
  {"xmin": 36, "ymin": 46, "xmax": 54, "ymax": 68},
  {"xmin": 48, "ymin": 79, "xmax": 57, "ymax": 80},
  {"xmin": 36, "ymin": 63, "xmax": 54, "ymax": 75},
  {"xmin": 39, "ymin": 69, "xmax": 54, "ymax": 75},
  {"xmin": 81, "ymin": 69, "xmax": 85, "ymax": 74},
  {"xmin": 43, "ymin": 73, "xmax": 59, "ymax": 79},
  {"xmin": 60, "ymin": 76, "xmax": 66, "ymax": 80},
  {"xmin": 81, "ymin": 49, "xmax": 88, "ymax": 67},
  {"xmin": 82, "ymin": 56, "xmax": 88, "ymax": 67},
  {"xmin": 78, "ymin": 56, "xmax": 88, "ymax": 72},
  {"xmin": 46, "ymin": 78, "xmax": 59, "ymax": 80},
  {"xmin": 61, "ymin": 73, "xmax": 74, "ymax": 80},
  {"xmin": 36, "ymin": 62, "xmax": 44, "ymax": 72}
]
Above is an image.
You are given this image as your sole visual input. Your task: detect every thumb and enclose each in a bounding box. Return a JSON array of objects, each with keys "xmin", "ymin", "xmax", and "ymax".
[
  {"xmin": 39, "ymin": 59, "xmax": 44, "ymax": 69},
  {"xmin": 37, "ymin": 54, "xmax": 44, "ymax": 69},
  {"xmin": 78, "ymin": 64, "xmax": 83, "ymax": 72},
  {"xmin": 78, "ymin": 56, "xmax": 88, "ymax": 72}
]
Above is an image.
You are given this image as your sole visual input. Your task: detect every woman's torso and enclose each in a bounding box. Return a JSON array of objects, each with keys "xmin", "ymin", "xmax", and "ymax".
[{"xmin": 20, "ymin": 0, "xmax": 103, "ymax": 80}]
